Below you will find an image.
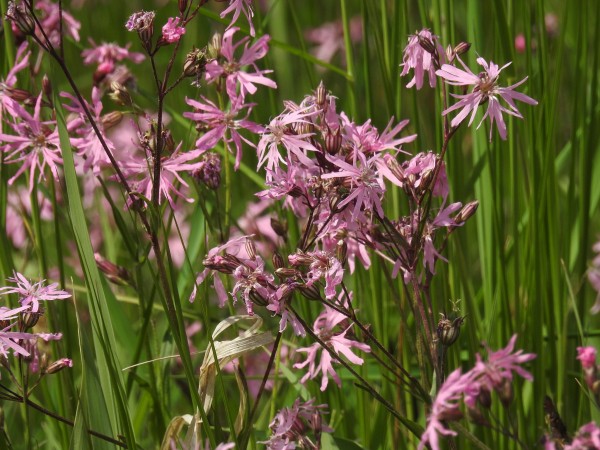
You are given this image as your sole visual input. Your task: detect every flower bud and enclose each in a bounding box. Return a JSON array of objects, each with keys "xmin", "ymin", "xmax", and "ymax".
[
  {"xmin": 324, "ymin": 127, "xmax": 342, "ymax": 156},
  {"xmin": 498, "ymin": 379, "xmax": 514, "ymax": 408},
  {"xmin": 454, "ymin": 41, "xmax": 471, "ymax": 56},
  {"xmin": 315, "ymin": 81, "xmax": 327, "ymax": 109},
  {"xmin": 6, "ymin": 2, "xmax": 36, "ymax": 36},
  {"xmin": 208, "ymin": 32, "xmax": 222, "ymax": 59},
  {"xmin": 454, "ymin": 200, "xmax": 479, "ymax": 225},
  {"xmin": 7, "ymin": 87, "xmax": 34, "ymax": 103},
  {"xmin": 94, "ymin": 253, "xmax": 131, "ymax": 286},
  {"xmin": 418, "ymin": 34, "xmax": 436, "ymax": 55},
  {"xmin": 275, "ymin": 267, "xmax": 300, "ymax": 279},
  {"xmin": 445, "ymin": 44, "xmax": 455, "ymax": 63},
  {"xmin": 245, "ymin": 239, "xmax": 257, "ymax": 260},
  {"xmin": 271, "ymin": 217, "xmax": 288, "ymax": 239},
  {"xmin": 478, "ymin": 386, "xmax": 492, "ymax": 409},
  {"xmin": 109, "ymin": 81, "xmax": 132, "ymax": 106},
  {"xmin": 436, "ymin": 314, "xmax": 464, "ymax": 347},
  {"xmin": 44, "ymin": 358, "xmax": 73, "ymax": 375},
  {"xmin": 20, "ymin": 309, "xmax": 44, "ymax": 330},
  {"xmin": 298, "ymin": 283, "xmax": 322, "ymax": 301},
  {"xmin": 178, "ymin": 0, "xmax": 188, "ymax": 14},
  {"xmin": 272, "ymin": 252, "xmax": 285, "ymax": 270},
  {"xmin": 101, "ymin": 111, "xmax": 124, "ymax": 130},
  {"xmin": 42, "ymin": 75, "xmax": 52, "ymax": 100}
]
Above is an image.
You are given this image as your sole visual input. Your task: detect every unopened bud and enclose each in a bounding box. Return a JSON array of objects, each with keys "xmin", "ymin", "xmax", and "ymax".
[
  {"xmin": 418, "ymin": 34, "xmax": 436, "ymax": 55},
  {"xmin": 7, "ymin": 87, "xmax": 33, "ymax": 103},
  {"xmin": 94, "ymin": 253, "xmax": 131, "ymax": 286},
  {"xmin": 109, "ymin": 81, "xmax": 132, "ymax": 106},
  {"xmin": 294, "ymin": 120, "xmax": 314, "ymax": 136},
  {"xmin": 478, "ymin": 386, "xmax": 492, "ymax": 409},
  {"xmin": 42, "ymin": 75, "xmax": 52, "ymax": 99},
  {"xmin": 324, "ymin": 127, "xmax": 342, "ymax": 156},
  {"xmin": 498, "ymin": 379, "xmax": 514, "ymax": 408},
  {"xmin": 208, "ymin": 32, "xmax": 222, "ymax": 59},
  {"xmin": 436, "ymin": 314, "xmax": 464, "ymax": 347},
  {"xmin": 445, "ymin": 44, "xmax": 455, "ymax": 63},
  {"xmin": 271, "ymin": 217, "xmax": 288, "ymax": 239},
  {"xmin": 101, "ymin": 111, "xmax": 124, "ymax": 129},
  {"xmin": 288, "ymin": 185, "xmax": 304, "ymax": 198},
  {"xmin": 183, "ymin": 47, "xmax": 207, "ymax": 78},
  {"xmin": 178, "ymin": 0, "xmax": 188, "ymax": 14},
  {"xmin": 245, "ymin": 239, "xmax": 257, "ymax": 260},
  {"xmin": 275, "ymin": 267, "xmax": 300, "ymax": 278},
  {"xmin": 454, "ymin": 41, "xmax": 471, "ymax": 56},
  {"xmin": 298, "ymin": 283, "xmax": 322, "ymax": 301},
  {"xmin": 44, "ymin": 358, "xmax": 73, "ymax": 375},
  {"xmin": 454, "ymin": 200, "xmax": 479, "ymax": 225},
  {"xmin": 315, "ymin": 81, "xmax": 327, "ymax": 109},
  {"xmin": 20, "ymin": 309, "xmax": 43, "ymax": 330},
  {"xmin": 272, "ymin": 252, "xmax": 285, "ymax": 270},
  {"xmin": 336, "ymin": 242, "xmax": 347, "ymax": 265},
  {"xmin": 6, "ymin": 2, "xmax": 36, "ymax": 36}
]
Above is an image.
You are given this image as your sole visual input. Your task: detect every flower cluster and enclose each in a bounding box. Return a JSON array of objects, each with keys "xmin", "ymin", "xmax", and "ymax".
[
  {"xmin": 262, "ymin": 398, "xmax": 331, "ymax": 450},
  {"xmin": 419, "ymin": 335, "xmax": 536, "ymax": 450},
  {"xmin": 401, "ymin": 28, "xmax": 537, "ymax": 140}
]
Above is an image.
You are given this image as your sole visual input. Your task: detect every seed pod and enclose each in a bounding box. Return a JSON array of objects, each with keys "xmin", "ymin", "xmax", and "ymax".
[{"xmin": 436, "ymin": 314, "xmax": 464, "ymax": 347}]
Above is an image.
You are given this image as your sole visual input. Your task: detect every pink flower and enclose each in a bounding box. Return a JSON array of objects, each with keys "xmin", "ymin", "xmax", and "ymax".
[
  {"xmin": 123, "ymin": 143, "xmax": 203, "ymax": 207},
  {"xmin": 400, "ymin": 29, "xmax": 444, "ymax": 90},
  {"xmin": 0, "ymin": 271, "xmax": 71, "ymax": 313},
  {"xmin": 62, "ymin": 87, "xmax": 115, "ymax": 174},
  {"xmin": 205, "ymin": 27, "xmax": 276, "ymax": 101},
  {"xmin": 0, "ymin": 94, "xmax": 62, "ymax": 193},
  {"xmin": 257, "ymin": 106, "xmax": 317, "ymax": 172},
  {"xmin": 35, "ymin": 0, "xmax": 81, "ymax": 46},
  {"xmin": 262, "ymin": 398, "xmax": 331, "ymax": 449},
  {"xmin": 436, "ymin": 56, "xmax": 538, "ymax": 140},
  {"xmin": 514, "ymin": 34, "xmax": 527, "ymax": 54},
  {"xmin": 304, "ymin": 16, "xmax": 362, "ymax": 65},
  {"xmin": 565, "ymin": 422, "xmax": 600, "ymax": 450},
  {"xmin": 294, "ymin": 306, "xmax": 370, "ymax": 391},
  {"xmin": 220, "ymin": 0, "xmax": 255, "ymax": 37},
  {"xmin": 418, "ymin": 369, "xmax": 475, "ymax": 450},
  {"xmin": 184, "ymin": 96, "xmax": 263, "ymax": 170},
  {"xmin": 81, "ymin": 40, "xmax": 145, "ymax": 74},
  {"xmin": 162, "ymin": 17, "xmax": 185, "ymax": 44},
  {"xmin": 588, "ymin": 239, "xmax": 600, "ymax": 314},
  {"xmin": 321, "ymin": 152, "xmax": 386, "ymax": 222},
  {"xmin": 0, "ymin": 42, "xmax": 30, "ymax": 124},
  {"xmin": 577, "ymin": 346, "xmax": 597, "ymax": 369}
]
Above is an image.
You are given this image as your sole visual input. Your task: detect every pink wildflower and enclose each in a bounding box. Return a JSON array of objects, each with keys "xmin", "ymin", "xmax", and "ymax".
[
  {"xmin": 162, "ymin": 17, "xmax": 185, "ymax": 44},
  {"xmin": 257, "ymin": 106, "xmax": 317, "ymax": 172},
  {"xmin": 0, "ymin": 272, "xmax": 71, "ymax": 313},
  {"xmin": 0, "ymin": 94, "xmax": 62, "ymax": 192},
  {"xmin": 588, "ymin": 240, "xmax": 600, "ymax": 314},
  {"xmin": 322, "ymin": 152, "xmax": 386, "ymax": 222},
  {"xmin": 304, "ymin": 16, "xmax": 362, "ymax": 65},
  {"xmin": 262, "ymin": 398, "xmax": 331, "ymax": 449},
  {"xmin": 577, "ymin": 346, "xmax": 597, "ymax": 369},
  {"xmin": 205, "ymin": 27, "xmax": 276, "ymax": 101},
  {"xmin": 294, "ymin": 306, "xmax": 370, "ymax": 391},
  {"xmin": 35, "ymin": 0, "xmax": 81, "ymax": 46},
  {"xmin": 62, "ymin": 88, "xmax": 115, "ymax": 174},
  {"xmin": 81, "ymin": 40, "xmax": 145, "ymax": 75},
  {"xmin": 0, "ymin": 42, "xmax": 30, "ymax": 123},
  {"xmin": 565, "ymin": 422, "xmax": 600, "ymax": 450},
  {"xmin": 184, "ymin": 96, "xmax": 263, "ymax": 170},
  {"xmin": 418, "ymin": 369, "xmax": 475, "ymax": 450},
  {"xmin": 436, "ymin": 56, "xmax": 538, "ymax": 140},
  {"xmin": 400, "ymin": 29, "xmax": 444, "ymax": 89},
  {"xmin": 220, "ymin": 0, "xmax": 255, "ymax": 37}
]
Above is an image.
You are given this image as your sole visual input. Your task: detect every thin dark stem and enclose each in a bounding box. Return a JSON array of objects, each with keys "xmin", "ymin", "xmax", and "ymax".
[
  {"xmin": 248, "ymin": 332, "xmax": 282, "ymax": 423},
  {"xmin": 0, "ymin": 385, "xmax": 126, "ymax": 448}
]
